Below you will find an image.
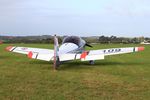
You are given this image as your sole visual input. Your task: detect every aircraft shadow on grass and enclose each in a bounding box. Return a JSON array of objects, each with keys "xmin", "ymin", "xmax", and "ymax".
[{"xmin": 29, "ymin": 60, "xmax": 144, "ymax": 70}]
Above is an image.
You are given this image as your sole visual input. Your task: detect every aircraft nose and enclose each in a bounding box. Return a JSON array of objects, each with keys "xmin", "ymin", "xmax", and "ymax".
[{"xmin": 59, "ymin": 43, "xmax": 78, "ymax": 54}]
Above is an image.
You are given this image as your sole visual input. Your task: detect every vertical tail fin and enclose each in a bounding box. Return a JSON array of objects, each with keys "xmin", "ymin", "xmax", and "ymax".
[{"xmin": 53, "ymin": 35, "xmax": 60, "ymax": 70}]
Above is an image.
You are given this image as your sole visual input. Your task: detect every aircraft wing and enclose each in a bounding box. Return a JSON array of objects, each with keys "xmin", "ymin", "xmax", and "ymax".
[
  {"xmin": 59, "ymin": 47, "xmax": 144, "ymax": 61},
  {"xmin": 6, "ymin": 46, "xmax": 54, "ymax": 61},
  {"xmin": 6, "ymin": 46, "xmax": 144, "ymax": 62}
]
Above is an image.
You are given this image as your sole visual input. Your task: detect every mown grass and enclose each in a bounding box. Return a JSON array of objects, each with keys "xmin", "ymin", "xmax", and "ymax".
[{"xmin": 0, "ymin": 43, "xmax": 150, "ymax": 100}]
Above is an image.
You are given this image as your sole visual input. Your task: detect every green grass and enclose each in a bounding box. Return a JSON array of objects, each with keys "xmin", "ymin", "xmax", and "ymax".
[{"xmin": 0, "ymin": 43, "xmax": 150, "ymax": 100}]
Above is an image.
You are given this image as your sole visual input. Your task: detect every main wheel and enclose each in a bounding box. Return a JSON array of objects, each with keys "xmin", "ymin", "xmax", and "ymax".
[{"xmin": 89, "ymin": 60, "xmax": 95, "ymax": 65}]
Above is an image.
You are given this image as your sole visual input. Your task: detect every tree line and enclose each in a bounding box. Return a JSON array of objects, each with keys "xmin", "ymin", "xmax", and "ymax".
[{"xmin": 0, "ymin": 35, "xmax": 149, "ymax": 44}]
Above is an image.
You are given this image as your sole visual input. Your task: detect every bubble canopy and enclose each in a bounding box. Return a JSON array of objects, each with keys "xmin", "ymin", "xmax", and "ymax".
[{"xmin": 62, "ymin": 36, "xmax": 81, "ymax": 46}]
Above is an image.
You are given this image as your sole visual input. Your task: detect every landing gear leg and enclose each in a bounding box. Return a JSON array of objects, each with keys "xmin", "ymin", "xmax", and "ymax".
[{"xmin": 89, "ymin": 60, "xmax": 95, "ymax": 65}]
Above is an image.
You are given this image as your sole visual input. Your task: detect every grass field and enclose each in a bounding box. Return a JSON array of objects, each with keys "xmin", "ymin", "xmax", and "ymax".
[{"xmin": 0, "ymin": 43, "xmax": 150, "ymax": 100}]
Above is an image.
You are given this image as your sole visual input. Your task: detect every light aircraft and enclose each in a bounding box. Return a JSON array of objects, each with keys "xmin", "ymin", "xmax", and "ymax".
[
  {"xmin": 141, "ymin": 42, "xmax": 150, "ymax": 45},
  {"xmin": 6, "ymin": 35, "xmax": 145, "ymax": 70}
]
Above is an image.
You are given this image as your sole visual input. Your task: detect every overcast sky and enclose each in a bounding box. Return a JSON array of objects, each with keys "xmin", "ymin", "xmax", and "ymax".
[{"xmin": 0, "ymin": 0, "xmax": 150, "ymax": 37}]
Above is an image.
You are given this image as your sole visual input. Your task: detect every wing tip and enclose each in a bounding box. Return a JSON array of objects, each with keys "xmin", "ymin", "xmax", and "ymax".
[
  {"xmin": 5, "ymin": 46, "xmax": 13, "ymax": 51},
  {"xmin": 138, "ymin": 47, "xmax": 145, "ymax": 51}
]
